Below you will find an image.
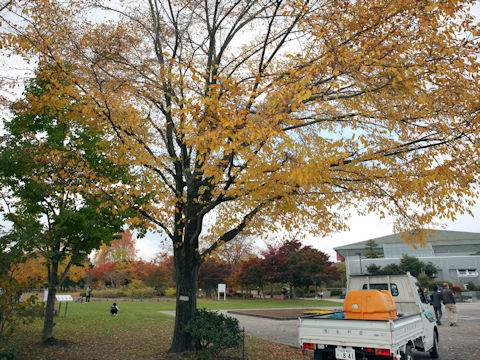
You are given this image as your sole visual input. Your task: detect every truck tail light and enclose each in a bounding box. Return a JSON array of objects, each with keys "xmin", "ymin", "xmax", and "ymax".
[
  {"xmin": 303, "ymin": 343, "xmax": 315, "ymax": 350},
  {"xmin": 375, "ymin": 348, "xmax": 391, "ymax": 356}
]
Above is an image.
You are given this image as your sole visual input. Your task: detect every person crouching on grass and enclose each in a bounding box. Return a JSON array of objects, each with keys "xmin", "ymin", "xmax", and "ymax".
[{"xmin": 110, "ymin": 302, "xmax": 119, "ymax": 316}]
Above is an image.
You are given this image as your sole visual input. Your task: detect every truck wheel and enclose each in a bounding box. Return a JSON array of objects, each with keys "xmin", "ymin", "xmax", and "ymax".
[
  {"xmin": 401, "ymin": 345, "xmax": 415, "ymax": 360},
  {"xmin": 430, "ymin": 332, "xmax": 439, "ymax": 359},
  {"xmin": 313, "ymin": 349, "xmax": 334, "ymax": 360},
  {"xmin": 313, "ymin": 349, "xmax": 323, "ymax": 360}
]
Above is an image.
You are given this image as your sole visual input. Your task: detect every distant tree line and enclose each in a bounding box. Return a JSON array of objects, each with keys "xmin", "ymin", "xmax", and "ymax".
[
  {"xmin": 11, "ymin": 237, "xmax": 341, "ymax": 301},
  {"xmin": 201, "ymin": 239, "xmax": 341, "ymax": 299}
]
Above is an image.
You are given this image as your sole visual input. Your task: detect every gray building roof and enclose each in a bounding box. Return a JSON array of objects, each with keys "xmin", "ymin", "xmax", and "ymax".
[{"xmin": 335, "ymin": 229, "xmax": 480, "ymax": 258}]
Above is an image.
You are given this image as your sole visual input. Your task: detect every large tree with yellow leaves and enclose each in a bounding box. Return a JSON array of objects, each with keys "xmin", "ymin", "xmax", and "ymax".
[{"xmin": 2, "ymin": 0, "xmax": 480, "ymax": 352}]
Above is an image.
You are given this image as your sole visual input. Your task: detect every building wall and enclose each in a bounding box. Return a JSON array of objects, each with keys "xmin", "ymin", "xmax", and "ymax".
[
  {"xmin": 345, "ymin": 255, "xmax": 480, "ymax": 287},
  {"xmin": 433, "ymin": 244, "xmax": 480, "ymax": 255}
]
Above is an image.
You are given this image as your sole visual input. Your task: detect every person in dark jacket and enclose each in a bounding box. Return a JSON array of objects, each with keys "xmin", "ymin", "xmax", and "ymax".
[
  {"xmin": 429, "ymin": 285, "xmax": 443, "ymax": 325},
  {"xmin": 441, "ymin": 283, "xmax": 457, "ymax": 326},
  {"xmin": 110, "ymin": 302, "xmax": 119, "ymax": 316},
  {"xmin": 86, "ymin": 286, "xmax": 92, "ymax": 302}
]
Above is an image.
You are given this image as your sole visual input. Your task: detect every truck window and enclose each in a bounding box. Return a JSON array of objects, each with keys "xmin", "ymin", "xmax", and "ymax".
[
  {"xmin": 417, "ymin": 286, "xmax": 429, "ymax": 304},
  {"xmin": 362, "ymin": 283, "xmax": 399, "ymax": 296}
]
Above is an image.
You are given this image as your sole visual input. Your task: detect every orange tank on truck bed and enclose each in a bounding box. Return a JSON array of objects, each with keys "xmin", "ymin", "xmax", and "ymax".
[{"xmin": 343, "ymin": 290, "xmax": 397, "ymax": 320}]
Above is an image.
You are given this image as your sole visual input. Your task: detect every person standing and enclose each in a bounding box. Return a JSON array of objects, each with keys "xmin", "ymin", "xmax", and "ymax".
[
  {"xmin": 429, "ymin": 285, "xmax": 443, "ymax": 325},
  {"xmin": 441, "ymin": 283, "xmax": 458, "ymax": 326},
  {"xmin": 86, "ymin": 286, "xmax": 92, "ymax": 303}
]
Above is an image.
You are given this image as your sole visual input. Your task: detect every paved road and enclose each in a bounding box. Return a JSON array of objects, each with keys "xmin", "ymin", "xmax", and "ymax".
[
  {"xmin": 160, "ymin": 301, "xmax": 479, "ymax": 359},
  {"xmin": 221, "ymin": 301, "xmax": 480, "ymax": 360},
  {"xmin": 412, "ymin": 302, "xmax": 480, "ymax": 360}
]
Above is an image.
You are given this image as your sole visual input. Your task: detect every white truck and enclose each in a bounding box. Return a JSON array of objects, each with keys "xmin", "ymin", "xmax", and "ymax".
[{"xmin": 298, "ymin": 273, "xmax": 438, "ymax": 360}]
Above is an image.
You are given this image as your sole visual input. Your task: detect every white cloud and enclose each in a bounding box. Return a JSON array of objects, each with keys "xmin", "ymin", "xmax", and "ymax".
[{"xmin": 135, "ymin": 235, "xmax": 168, "ymax": 261}]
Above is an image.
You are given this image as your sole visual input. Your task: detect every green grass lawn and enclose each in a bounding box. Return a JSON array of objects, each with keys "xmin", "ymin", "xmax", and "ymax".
[{"xmin": 6, "ymin": 299, "xmax": 326, "ymax": 359}]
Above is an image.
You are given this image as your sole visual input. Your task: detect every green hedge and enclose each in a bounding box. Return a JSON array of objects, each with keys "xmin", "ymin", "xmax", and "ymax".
[
  {"xmin": 330, "ymin": 289, "xmax": 343, "ymax": 296},
  {"xmin": 89, "ymin": 283, "xmax": 158, "ymax": 299},
  {"xmin": 125, "ymin": 287, "xmax": 156, "ymax": 299}
]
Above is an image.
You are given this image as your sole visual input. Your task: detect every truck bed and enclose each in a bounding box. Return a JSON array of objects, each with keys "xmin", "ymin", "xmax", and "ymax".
[{"xmin": 298, "ymin": 312, "xmax": 424, "ymax": 350}]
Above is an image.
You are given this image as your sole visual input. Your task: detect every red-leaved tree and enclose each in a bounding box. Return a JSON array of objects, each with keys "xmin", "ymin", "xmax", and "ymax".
[
  {"xmin": 232, "ymin": 257, "xmax": 267, "ymax": 299},
  {"xmin": 197, "ymin": 260, "xmax": 231, "ymax": 298}
]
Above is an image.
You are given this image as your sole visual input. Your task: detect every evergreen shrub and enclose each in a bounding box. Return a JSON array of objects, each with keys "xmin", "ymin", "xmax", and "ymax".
[{"xmin": 185, "ymin": 309, "xmax": 242, "ymax": 352}]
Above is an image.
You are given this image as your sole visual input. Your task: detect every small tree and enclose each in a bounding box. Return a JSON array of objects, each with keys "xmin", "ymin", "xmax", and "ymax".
[
  {"xmin": 363, "ymin": 240, "xmax": 383, "ymax": 259},
  {"xmin": 399, "ymin": 255, "xmax": 424, "ymax": 278},
  {"xmin": 0, "ymin": 67, "xmax": 136, "ymax": 344},
  {"xmin": 423, "ymin": 262, "xmax": 438, "ymax": 280},
  {"xmin": 381, "ymin": 264, "xmax": 404, "ymax": 275},
  {"xmin": 366, "ymin": 264, "xmax": 383, "ymax": 275}
]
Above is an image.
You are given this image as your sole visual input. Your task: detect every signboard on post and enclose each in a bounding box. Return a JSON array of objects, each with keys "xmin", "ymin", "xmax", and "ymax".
[
  {"xmin": 218, "ymin": 283, "xmax": 226, "ymax": 301},
  {"xmin": 56, "ymin": 295, "xmax": 74, "ymax": 302},
  {"xmin": 55, "ymin": 294, "xmax": 74, "ymax": 317}
]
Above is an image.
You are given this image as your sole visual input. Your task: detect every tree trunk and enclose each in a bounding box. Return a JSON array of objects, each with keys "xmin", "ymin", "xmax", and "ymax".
[
  {"xmin": 0, "ymin": 308, "xmax": 4, "ymax": 348},
  {"xmin": 42, "ymin": 286, "xmax": 57, "ymax": 343},
  {"xmin": 42, "ymin": 260, "xmax": 59, "ymax": 344},
  {"xmin": 168, "ymin": 244, "xmax": 200, "ymax": 353}
]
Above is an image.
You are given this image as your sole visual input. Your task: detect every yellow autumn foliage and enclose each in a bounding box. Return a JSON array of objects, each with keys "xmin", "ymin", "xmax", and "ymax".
[
  {"xmin": 2, "ymin": 1, "xmax": 480, "ymax": 349},
  {"xmin": 2, "ymin": 0, "xmax": 479, "ymax": 247}
]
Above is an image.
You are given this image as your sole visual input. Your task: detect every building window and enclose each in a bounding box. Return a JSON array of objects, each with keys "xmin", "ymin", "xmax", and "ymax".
[
  {"xmin": 383, "ymin": 243, "xmax": 434, "ymax": 258},
  {"xmin": 457, "ymin": 269, "xmax": 478, "ymax": 277}
]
